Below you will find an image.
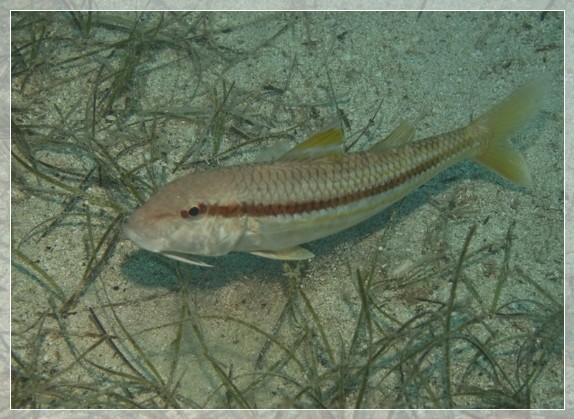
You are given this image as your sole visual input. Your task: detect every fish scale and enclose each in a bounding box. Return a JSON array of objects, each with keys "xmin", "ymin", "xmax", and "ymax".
[{"xmin": 125, "ymin": 80, "xmax": 544, "ymax": 266}]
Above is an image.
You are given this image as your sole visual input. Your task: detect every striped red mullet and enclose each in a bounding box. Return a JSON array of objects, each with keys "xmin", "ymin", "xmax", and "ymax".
[{"xmin": 125, "ymin": 80, "xmax": 545, "ymax": 267}]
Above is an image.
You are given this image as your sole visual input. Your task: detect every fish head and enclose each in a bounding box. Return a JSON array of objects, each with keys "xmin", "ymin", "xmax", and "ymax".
[{"xmin": 124, "ymin": 172, "xmax": 245, "ymax": 265}]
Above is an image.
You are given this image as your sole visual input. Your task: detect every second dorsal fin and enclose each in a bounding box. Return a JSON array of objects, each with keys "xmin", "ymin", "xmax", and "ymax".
[{"xmin": 370, "ymin": 120, "xmax": 416, "ymax": 153}]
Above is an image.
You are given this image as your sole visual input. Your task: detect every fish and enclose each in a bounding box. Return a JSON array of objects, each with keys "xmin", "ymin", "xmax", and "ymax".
[{"xmin": 125, "ymin": 80, "xmax": 545, "ymax": 267}]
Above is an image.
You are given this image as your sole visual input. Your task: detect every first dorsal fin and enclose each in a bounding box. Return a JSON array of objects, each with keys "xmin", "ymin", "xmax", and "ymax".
[{"xmin": 278, "ymin": 125, "xmax": 345, "ymax": 161}]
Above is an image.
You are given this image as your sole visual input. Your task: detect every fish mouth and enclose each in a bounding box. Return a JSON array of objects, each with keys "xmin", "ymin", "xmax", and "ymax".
[
  {"xmin": 124, "ymin": 225, "xmax": 165, "ymax": 253},
  {"xmin": 125, "ymin": 225, "xmax": 214, "ymax": 268}
]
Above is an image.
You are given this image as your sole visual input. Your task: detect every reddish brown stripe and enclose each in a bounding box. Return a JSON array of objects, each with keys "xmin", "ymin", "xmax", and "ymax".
[{"xmin": 196, "ymin": 152, "xmax": 443, "ymax": 218}]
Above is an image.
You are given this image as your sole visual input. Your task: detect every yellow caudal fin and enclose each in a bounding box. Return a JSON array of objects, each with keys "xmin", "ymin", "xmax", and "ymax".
[{"xmin": 470, "ymin": 79, "xmax": 547, "ymax": 187}]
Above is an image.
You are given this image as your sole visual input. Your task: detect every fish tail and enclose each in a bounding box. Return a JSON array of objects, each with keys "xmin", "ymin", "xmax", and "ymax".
[{"xmin": 469, "ymin": 79, "xmax": 547, "ymax": 187}]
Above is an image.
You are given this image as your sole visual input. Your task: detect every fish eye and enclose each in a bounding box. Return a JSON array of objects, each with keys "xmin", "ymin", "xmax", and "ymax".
[{"xmin": 180, "ymin": 206, "xmax": 201, "ymax": 219}]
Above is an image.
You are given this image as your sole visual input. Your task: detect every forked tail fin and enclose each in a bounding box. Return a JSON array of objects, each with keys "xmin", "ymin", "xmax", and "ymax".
[{"xmin": 470, "ymin": 79, "xmax": 547, "ymax": 187}]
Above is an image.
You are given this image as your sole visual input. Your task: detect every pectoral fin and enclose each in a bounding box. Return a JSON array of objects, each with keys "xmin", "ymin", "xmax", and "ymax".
[{"xmin": 250, "ymin": 246, "xmax": 315, "ymax": 260}]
